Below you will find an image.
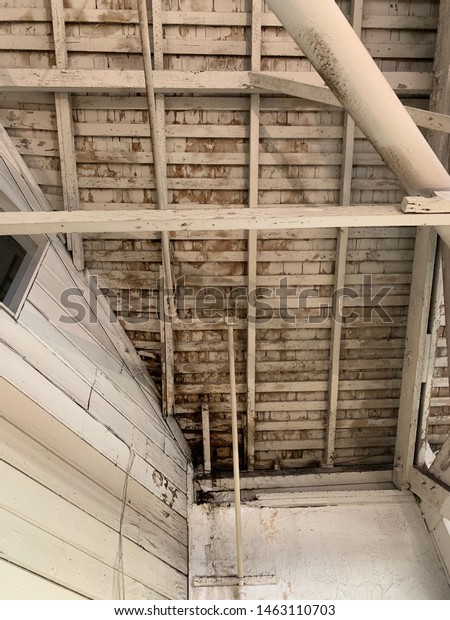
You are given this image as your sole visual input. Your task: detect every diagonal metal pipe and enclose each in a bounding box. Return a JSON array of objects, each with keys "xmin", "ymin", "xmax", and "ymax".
[{"xmin": 265, "ymin": 0, "xmax": 450, "ymax": 245}]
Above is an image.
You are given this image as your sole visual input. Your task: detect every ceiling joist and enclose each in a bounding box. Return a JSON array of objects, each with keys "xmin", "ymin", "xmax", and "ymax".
[
  {"xmin": 2, "ymin": 205, "xmax": 450, "ymax": 236},
  {"xmin": 0, "ymin": 69, "xmax": 432, "ymax": 95}
]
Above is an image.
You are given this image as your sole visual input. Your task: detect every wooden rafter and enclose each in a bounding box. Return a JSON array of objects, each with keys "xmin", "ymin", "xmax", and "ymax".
[
  {"xmin": 249, "ymin": 72, "xmax": 450, "ymax": 134},
  {"xmin": 324, "ymin": 0, "xmax": 363, "ymax": 467},
  {"xmin": 3, "ymin": 205, "xmax": 450, "ymax": 235},
  {"xmin": 0, "ymin": 69, "xmax": 432, "ymax": 95},
  {"xmin": 49, "ymin": 0, "xmax": 84, "ymax": 270},
  {"xmin": 137, "ymin": 0, "xmax": 176, "ymax": 423},
  {"xmin": 246, "ymin": 0, "xmax": 262, "ymax": 472}
]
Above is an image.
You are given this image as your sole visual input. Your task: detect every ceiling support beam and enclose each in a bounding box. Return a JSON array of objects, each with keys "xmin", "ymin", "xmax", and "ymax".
[
  {"xmin": 137, "ymin": 0, "xmax": 175, "ymax": 320},
  {"xmin": 138, "ymin": 0, "xmax": 179, "ymax": 440},
  {"xmin": 5, "ymin": 205, "xmax": 450, "ymax": 235},
  {"xmin": 416, "ymin": 253, "xmax": 443, "ymax": 468},
  {"xmin": 0, "ymin": 69, "xmax": 432, "ymax": 95},
  {"xmin": 428, "ymin": 0, "xmax": 450, "ymax": 490},
  {"xmin": 50, "ymin": 0, "xmax": 84, "ymax": 270},
  {"xmin": 245, "ymin": 0, "xmax": 262, "ymax": 472},
  {"xmin": 263, "ymin": 0, "xmax": 450, "ymax": 193},
  {"xmin": 249, "ymin": 73, "xmax": 450, "ymax": 135},
  {"xmin": 393, "ymin": 228, "xmax": 437, "ymax": 488},
  {"xmin": 264, "ymin": 0, "xmax": 450, "ymax": 250},
  {"xmin": 324, "ymin": 0, "xmax": 363, "ymax": 468},
  {"xmin": 249, "ymin": 73, "xmax": 340, "ymax": 108}
]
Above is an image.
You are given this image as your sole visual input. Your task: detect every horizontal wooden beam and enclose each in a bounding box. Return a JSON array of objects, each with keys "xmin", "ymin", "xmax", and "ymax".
[
  {"xmin": 0, "ymin": 9, "xmax": 439, "ymax": 29},
  {"xmin": 197, "ymin": 469, "xmax": 393, "ymax": 493},
  {"xmin": 2, "ymin": 205, "xmax": 450, "ymax": 235},
  {"xmin": 0, "ymin": 69, "xmax": 433, "ymax": 94},
  {"xmin": 402, "ymin": 192, "xmax": 450, "ymax": 213}
]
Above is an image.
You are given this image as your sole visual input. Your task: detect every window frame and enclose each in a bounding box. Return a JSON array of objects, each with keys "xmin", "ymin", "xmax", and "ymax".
[{"xmin": 0, "ymin": 158, "xmax": 49, "ymax": 318}]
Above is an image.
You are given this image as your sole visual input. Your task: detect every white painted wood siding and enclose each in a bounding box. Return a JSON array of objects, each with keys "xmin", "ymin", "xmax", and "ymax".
[{"xmin": 0, "ymin": 128, "xmax": 188, "ymax": 599}]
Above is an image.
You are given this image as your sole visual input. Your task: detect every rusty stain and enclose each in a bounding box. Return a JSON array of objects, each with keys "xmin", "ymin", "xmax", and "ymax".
[{"xmin": 260, "ymin": 510, "xmax": 278, "ymax": 541}]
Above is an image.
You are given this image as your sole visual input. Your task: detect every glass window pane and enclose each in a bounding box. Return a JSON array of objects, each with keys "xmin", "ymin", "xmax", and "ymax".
[{"xmin": 0, "ymin": 236, "xmax": 27, "ymax": 302}]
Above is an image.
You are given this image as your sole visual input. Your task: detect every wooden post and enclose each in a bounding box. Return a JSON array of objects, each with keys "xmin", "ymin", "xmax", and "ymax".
[{"xmin": 393, "ymin": 228, "xmax": 437, "ymax": 487}]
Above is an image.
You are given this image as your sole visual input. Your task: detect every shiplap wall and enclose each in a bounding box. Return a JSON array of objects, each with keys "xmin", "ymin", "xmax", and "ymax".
[{"xmin": 0, "ymin": 128, "xmax": 189, "ymax": 599}]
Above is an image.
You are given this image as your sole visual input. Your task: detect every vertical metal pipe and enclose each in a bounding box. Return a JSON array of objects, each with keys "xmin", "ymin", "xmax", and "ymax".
[
  {"xmin": 228, "ymin": 323, "xmax": 244, "ymax": 599},
  {"xmin": 202, "ymin": 403, "xmax": 212, "ymax": 474},
  {"xmin": 137, "ymin": 0, "xmax": 176, "ymax": 316},
  {"xmin": 265, "ymin": 0, "xmax": 450, "ymax": 245}
]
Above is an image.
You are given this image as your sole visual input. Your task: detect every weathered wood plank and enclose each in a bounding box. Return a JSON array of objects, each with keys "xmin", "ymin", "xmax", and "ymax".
[
  {"xmin": 0, "ymin": 310, "xmax": 92, "ymax": 409},
  {"xmin": 393, "ymin": 228, "xmax": 437, "ymax": 488},
  {"xmin": 0, "ymin": 414, "xmax": 187, "ymax": 547},
  {"xmin": 255, "ymin": 436, "xmax": 396, "ymax": 451},
  {"xmin": 0, "ymin": 506, "xmax": 174, "ymax": 600},
  {"xmin": 0, "ymin": 462, "xmax": 187, "ymax": 597},
  {"xmin": 0, "ymin": 367, "xmax": 186, "ymax": 516},
  {"xmin": 0, "ymin": 70, "xmax": 433, "ymax": 94},
  {"xmin": 0, "ymin": 204, "xmax": 447, "ymax": 236},
  {"xmin": 0, "ymin": 10, "xmax": 438, "ymax": 30}
]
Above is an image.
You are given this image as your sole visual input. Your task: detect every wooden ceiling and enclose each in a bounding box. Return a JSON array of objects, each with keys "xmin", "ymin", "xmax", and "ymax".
[{"xmin": 1, "ymin": 0, "xmax": 449, "ymax": 474}]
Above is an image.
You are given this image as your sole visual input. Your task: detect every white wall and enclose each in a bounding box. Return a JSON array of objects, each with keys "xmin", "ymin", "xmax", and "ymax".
[
  {"xmin": 189, "ymin": 491, "xmax": 450, "ymax": 600},
  {"xmin": 0, "ymin": 126, "xmax": 189, "ymax": 599}
]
